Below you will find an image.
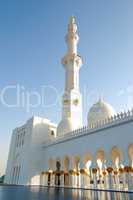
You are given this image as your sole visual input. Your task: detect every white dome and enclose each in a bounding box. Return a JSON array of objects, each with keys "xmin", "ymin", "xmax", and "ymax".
[
  {"xmin": 87, "ymin": 99, "xmax": 116, "ymax": 127},
  {"xmin": 57, "ymin": 118, "xmax": 73, "ymax": 136}
]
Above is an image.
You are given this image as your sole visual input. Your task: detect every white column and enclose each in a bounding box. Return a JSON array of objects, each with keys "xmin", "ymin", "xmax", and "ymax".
[
  {"xmin": 80, "ymin": 173, "xmax": 84, "ymax": 188},
  {"xmin": 129, "ymin": 172, "xmax": 133, "ymax": 190},
  {"xmin": 40, "ymin": 174, "xmax": 43, "ymax": 186},
  {"xmin": 72, "ymin": 174, "xmax": 75, "ymax": 187},
  {"xmin": 45, "ymin": 174, "xmax": 48, "ymax": 186},
  {"xmin": 86, "ymin": 173, "xmax": 91, "ymax": 189},
  {"xmin": 77, "ymin": 174, "xmax": 80, "ymax": 188},
  {"xmin": 50, "ymin": 174, "xmax": 55, "ymax": 186},
  {"xmin": 69, "ymin": 174, "xmax": 73, "ymax": 187},
  {"xmin": 60, "ymin": 174, "xmax": 64, "ymax": 187}
]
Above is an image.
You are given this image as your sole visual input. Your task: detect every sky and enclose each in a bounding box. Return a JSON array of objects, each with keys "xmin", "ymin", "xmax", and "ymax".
[{"xmin": 0, "ymin": 0, "xmax": 133, "ymax": 175}]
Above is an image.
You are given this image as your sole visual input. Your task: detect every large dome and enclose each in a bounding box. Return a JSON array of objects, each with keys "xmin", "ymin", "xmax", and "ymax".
[
  {"xmin": 57, "ymin": 118, "xmax": 73, "ymax": 136},
  {"xmin": 87, "ymin": 99, "xmax": 116, "ymax": 127}
]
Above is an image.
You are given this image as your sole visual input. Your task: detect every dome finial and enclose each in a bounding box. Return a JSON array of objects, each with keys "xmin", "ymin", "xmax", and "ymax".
[
  {"xmin": 69, "ymin": 16, "xmax": 76, "ymax": 24},
  {"xmin": 98, "ymin": 94, "xmax": 103, "ymax": 103}
]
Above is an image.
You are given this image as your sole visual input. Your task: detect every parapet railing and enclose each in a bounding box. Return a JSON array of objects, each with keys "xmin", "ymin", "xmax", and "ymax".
[{"xmin": 43, "ymin": 108, "xmax": 133, "ymax": 147}]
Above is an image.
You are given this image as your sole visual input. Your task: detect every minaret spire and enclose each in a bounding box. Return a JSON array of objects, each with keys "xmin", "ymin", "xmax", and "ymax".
[
  {"xmin": 66, "ymin": 16, "xmax": 79, "ymax": 55},
  {"xmin": 57, "ymin": 17, "xmax": 83, "ymax": 136}
]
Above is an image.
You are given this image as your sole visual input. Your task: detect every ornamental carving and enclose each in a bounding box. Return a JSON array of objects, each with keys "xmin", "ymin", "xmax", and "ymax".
[
  {"xmin": 73, "ymin": 99, "xmax": 79, "ymax": 105},
  {"xmin": 63, "ymin": 99, "xmax": 69, "ymax": 105}
]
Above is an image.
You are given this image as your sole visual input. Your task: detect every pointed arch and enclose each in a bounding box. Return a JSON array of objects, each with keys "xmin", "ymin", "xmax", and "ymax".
[
  {"xmin": 64, "ymin": 155, "xmax": 70, "ymax": 172},
  {"xmin": 111, "ymin": 146, "xmax": 123, "ymax": 168},
  {"xmin": 128, "ymin": 144, "xmax": 133, "ymax": 166},
  {"xmin": 83, "ymin": 152, "xmax": 92, "ymax": 169}
]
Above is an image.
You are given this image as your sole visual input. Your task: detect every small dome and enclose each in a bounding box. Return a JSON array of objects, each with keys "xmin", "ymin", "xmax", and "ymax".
[
  {"xmin": 87, "ymin": 99, "xmax": 116, "ymax": 127},
  {"xmin": 57, "ymin": 118, "xmax": 73, "ymax": 136}
]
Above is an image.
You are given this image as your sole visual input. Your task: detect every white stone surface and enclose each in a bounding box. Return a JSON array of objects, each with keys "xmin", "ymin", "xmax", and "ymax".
[{"xmin": 4, "ymin": 116, "xmax": 57, "ymax": 185}]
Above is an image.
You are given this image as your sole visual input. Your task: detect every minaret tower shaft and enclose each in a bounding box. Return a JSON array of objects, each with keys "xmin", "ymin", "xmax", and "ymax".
[
  {"xmin": 57, "ymin": 17, "xmax": 83, "ymax": 136},
  {"xmin": 62, "ymin": 16, "xmax": 82, "ymax": 92}
]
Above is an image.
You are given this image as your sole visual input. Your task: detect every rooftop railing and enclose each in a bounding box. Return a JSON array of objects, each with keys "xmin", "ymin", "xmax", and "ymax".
[{"xmin": 43, "ymin": 108, "xmax": 133, "ymax": 147}]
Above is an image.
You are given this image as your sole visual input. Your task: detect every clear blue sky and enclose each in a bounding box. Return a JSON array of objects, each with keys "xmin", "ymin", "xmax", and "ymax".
[{"xmin": 0, "ymin": 0, "xmax": 133, "ymax": 174}]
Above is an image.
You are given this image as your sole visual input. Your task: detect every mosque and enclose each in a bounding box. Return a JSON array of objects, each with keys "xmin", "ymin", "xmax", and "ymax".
[{"xmin": 4, "ymin": 17, "xmax": 133, "ymax": 191}]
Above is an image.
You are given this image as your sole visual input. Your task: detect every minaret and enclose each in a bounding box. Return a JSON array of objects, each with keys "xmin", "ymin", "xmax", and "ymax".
[{"xmin": 57, "ymin": 17, "xmax": 83, "ymax": 136}]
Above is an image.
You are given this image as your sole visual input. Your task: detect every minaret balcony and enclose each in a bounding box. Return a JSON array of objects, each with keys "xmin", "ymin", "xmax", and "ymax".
[{"xmin": 61, "ymin": 54, "xmax": 82, "ymax": 67}]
